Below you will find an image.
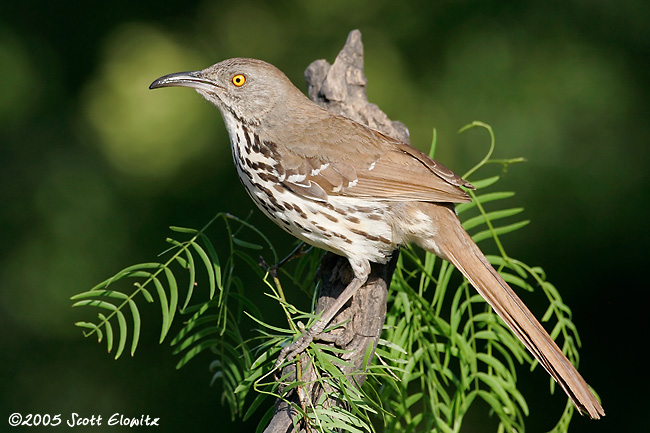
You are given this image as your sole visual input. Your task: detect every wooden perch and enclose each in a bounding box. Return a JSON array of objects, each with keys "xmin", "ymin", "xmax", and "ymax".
[{"xmin": 263, "ymin": 29, "xmax": 405, "ymax": 433}]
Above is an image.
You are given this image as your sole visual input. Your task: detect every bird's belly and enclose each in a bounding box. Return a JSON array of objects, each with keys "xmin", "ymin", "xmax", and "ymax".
[
  {"xmin": 240, "ymin": 170, "xmax": 397, "ymax": 264},
  {"xmin": 227, "ymin": 127, "xmax": 397, "ymax": 264}
]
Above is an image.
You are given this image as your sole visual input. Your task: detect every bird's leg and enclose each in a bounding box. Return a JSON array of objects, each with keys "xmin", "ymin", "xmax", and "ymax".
[{"xmin": 274, "ymin": 259, "xmax": 370, "ymax": 372}]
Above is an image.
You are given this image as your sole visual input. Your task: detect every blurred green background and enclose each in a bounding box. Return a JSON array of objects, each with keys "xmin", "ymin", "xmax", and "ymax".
[{"xmin": 1, "ymin": 1, "xmax": 647, "ymax": 431}]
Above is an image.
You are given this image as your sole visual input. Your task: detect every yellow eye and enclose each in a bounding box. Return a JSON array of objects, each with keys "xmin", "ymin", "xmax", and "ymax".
[{"xmin": 232, "ymin": 74, "xmax": 246, "ymax": 87}]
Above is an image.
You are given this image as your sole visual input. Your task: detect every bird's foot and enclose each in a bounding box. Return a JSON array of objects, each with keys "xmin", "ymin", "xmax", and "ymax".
[{"xmin": 274, "ymin": 322, "xmax": 326, "ymax": 379}]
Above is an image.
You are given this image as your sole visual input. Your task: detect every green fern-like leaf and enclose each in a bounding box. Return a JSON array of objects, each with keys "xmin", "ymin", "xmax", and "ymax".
[{"xmin": 71, "ymin": 213, "xmax": 255, "ymax": 359}]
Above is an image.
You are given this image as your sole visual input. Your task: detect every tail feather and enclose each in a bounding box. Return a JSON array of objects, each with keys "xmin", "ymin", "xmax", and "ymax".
[{"xmin": 428, "ymin": 205, "xmax": 604, "ymax": 419}]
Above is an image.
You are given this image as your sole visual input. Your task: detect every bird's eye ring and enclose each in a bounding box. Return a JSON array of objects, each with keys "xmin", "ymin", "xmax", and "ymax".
[{"xmin": 232, "ymin": 74, "xmax": 246, "ymax": 87}]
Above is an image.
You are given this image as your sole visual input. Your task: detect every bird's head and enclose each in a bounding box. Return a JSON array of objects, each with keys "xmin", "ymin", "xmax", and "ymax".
[{"xmin": 150, "ymin": 58, "xmax": 301, "ymax": 126}]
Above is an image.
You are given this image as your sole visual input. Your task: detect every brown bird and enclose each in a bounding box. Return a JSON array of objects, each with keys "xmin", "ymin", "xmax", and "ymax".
[{"xmin": 150, "ymin": 58, "xmax": 604, "ymax": 419}]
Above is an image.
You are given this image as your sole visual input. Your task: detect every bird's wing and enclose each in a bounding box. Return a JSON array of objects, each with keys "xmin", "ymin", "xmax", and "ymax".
[{"xmin": 273, "ymin": 114, "xmax": 473, "ymax": 204}]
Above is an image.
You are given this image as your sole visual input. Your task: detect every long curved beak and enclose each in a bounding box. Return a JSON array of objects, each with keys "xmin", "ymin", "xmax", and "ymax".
[{"xmin": 149, "ymin": 71, "xmax": 222, "ymax": 93}]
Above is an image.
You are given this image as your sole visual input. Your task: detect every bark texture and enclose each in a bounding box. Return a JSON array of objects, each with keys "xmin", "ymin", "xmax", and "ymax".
[{"xmin": 264, "ymin": 30, "xmax": 405, "ymax": 433}]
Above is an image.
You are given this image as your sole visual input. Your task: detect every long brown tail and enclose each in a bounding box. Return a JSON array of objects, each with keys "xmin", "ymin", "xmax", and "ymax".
[{"xmin": 424, "ymin": 204, "xmax": 604, "ymax": 419}]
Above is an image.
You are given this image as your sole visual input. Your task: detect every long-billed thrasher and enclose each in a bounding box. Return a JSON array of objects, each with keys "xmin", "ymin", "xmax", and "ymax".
[{"xmin": 150, "ymin": 58, "xmax": 604, "ymax": 419}]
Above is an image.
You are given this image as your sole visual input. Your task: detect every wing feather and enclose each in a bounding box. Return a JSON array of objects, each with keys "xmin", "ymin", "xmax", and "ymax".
[{"xmin": 270, "ymin": 112, "xmax": 473, "ymax": 204}]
